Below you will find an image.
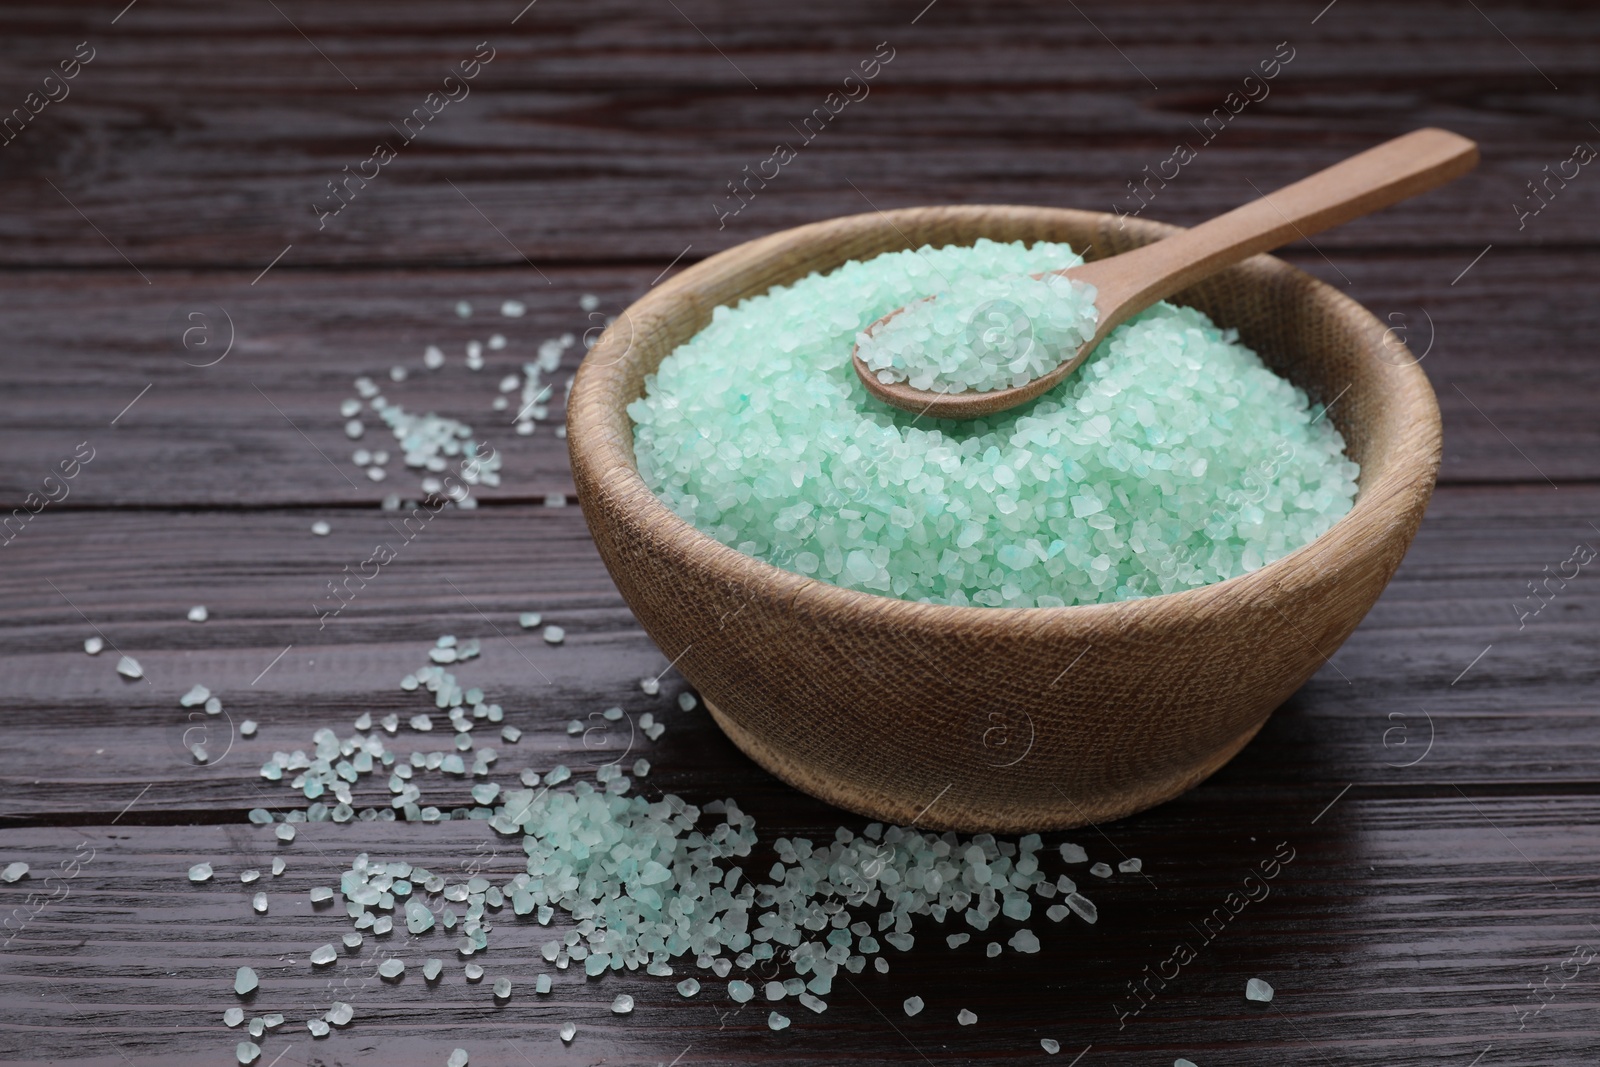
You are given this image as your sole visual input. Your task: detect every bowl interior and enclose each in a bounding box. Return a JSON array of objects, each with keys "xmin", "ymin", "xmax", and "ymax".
[{"xmin": 588, "ymin": 205, "xmax": 1429, "ymax": 522}]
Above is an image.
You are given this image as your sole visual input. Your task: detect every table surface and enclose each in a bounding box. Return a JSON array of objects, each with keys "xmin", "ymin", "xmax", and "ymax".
[{"xmin": 1, "ymin": 2, "xmax": 1597, "ymax": 1065}]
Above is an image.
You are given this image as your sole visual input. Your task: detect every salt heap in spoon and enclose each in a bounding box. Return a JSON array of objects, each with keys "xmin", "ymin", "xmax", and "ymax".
[{"xmin": 858, "ymin": 272, "xmax": 1099, "ymax": 394}]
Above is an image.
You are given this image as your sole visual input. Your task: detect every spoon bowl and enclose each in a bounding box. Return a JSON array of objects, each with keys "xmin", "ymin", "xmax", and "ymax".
[{"xmin": 854, "ymin": 128, "xmax": 1478, "ymax": 418}]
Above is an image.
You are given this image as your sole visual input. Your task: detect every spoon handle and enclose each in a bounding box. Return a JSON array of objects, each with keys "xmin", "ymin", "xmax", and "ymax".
[{"xmin": 1077, "ymin": 128, "xmax": 1479, "ymax": 319}]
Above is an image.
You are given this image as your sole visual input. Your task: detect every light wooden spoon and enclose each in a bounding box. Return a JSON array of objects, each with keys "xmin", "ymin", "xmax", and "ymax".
[{"xmin": 853, "ymin": 127, "xmax": 1478, "ymax": 419}]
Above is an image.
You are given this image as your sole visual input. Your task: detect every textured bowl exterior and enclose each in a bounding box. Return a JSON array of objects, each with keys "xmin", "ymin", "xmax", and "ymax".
[{"xmin": 567, "ymin": 206, "xmax": 1441, "ymax": 833}]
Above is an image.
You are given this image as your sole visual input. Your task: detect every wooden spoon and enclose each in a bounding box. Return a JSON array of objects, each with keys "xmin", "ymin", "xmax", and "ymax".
[{"xmin": 853, "ymin": 127, "xmax": 1479, "ymax": 419}]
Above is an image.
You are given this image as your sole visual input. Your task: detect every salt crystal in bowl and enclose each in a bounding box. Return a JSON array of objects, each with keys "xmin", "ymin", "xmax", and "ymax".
[{"xmin": 567, "ymin": 206, "xmax": 1441, "ymax": 833}]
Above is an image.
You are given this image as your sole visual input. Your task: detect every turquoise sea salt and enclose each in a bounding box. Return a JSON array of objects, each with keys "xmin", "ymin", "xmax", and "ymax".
[
  {"xmin": 223, "ymin": 634, "xmax": 1122, "ymax": 1052},
  {"xmin": 859, "ymin": 272, "xmax": 1098, "ymax": 394},
  {"xmin": 630, "ymin": 239, "xmax": 1357, "ymax": 608}
]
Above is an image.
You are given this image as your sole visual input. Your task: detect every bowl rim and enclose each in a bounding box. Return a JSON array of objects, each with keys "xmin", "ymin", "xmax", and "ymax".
[{"xmin": 568, "ymin": 204, "xmax": 1442, "ymax": 634}]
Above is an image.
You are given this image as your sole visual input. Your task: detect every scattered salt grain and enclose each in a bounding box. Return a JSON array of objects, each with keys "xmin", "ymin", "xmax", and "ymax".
[
  {"xmin": 234, "ymin": 967, "xmax": 258, "ymax": 995},
  {"xmin": 640, "ymin": 676, "xmax": 660, "ymax": 696},
  {"xmin": 1059, "ymin": 843, "xmax": 1088, "ymax": 864},
  {"xmin": 544, "ymin": 493, "xmax": 566, "ymax": 507},
  {"xmin": 542, "ymin": 625, "xmax": 565, "ymax": 645},
  {"xmin": 379, "ymin": 958, "xmax": 405, "ymax": 979},
  {"xmin": 986, "ymin": 943, "xmax": 1001, "ymax": 958},
  {"xmin": 325, "ymin": 1001, "xmax": 353, "ymax": 1026},
  {"xmin": 240, "ymin": 869, "xmax": 259, "ymax": 883},
  {"xmin": 501, "ymin": 300, "xmax": 524, "ymax": 318},
  {"xmin": 310, "ymin": 521, "xmax": 331, "ymax": 536},
  {"xmin": 768, "ymin": 1011, "xmax": 790, "ymax": 1031},
  {"xmin": 580, "ymin": 293, "xmax": 600, "ymax": 311},
  {"xmin": 271, "ymin": 858, "xmax": 285, "ymax": 875},
  {"xmin": 307, "ymin": 1019, "xmax": 330, "ymax": 1037},
  {"xmin": 251, "ymin": 892, "xmax": 267, "ymax": 913},
  {"xmin": 1042, "ymin": 1039, "xmax": 1061, "ymax": 1054},
  {"xmin": 1245, "ymin": 978, "xmax": 1274, "ymax": 1003},
  {"xmin": 518, "ymin": 612, "xmax": 542, "ymax": 629},
  {"xmin": 678, "ymin": 978, "xmax": 700, "ymax": 997},
  {"xmin": 958, "ymin": 1008, "xmax": 978, "ymax": 1026},
  {"xmin": 1118, "ymin": 858, "xmax": 1142, "ymax": 874},
  {"xmin": 1008, "ymin": 929, "xmax": 1041, "ymax": 954},
  {"xmin": 1065, "ymin": 893, "xmax": 1098, "ymax": 924},
  {"xmin": 0, "ymin": 863, "xmax": 26, "ymax": 883},
  {"xmin": 1090, "ymin": 862, "xmax": 1113, "ymax": 878},
  {"xmin": 180, "ymin": 684, "xmax": 211, "ymax": 707},
  {"xmin": 457, "ymin": 301, "xmax": 474, "ymax": 318},
  {"xmin": 610, "ymin": 993, "xmax": 632, "ymax": 1013},
  {"xmin": 489, "ymin": 334, "xmax": 507, "ymax": 350},
  {"xmin": 678, "ymin": 692, "xmax": 697, "ymax": 711},
  {"xmin": 1176, "ymin": 1060, "xmax": 1199, "ymax": 1067},
  {"xmin": 559, "ymin": 1022, "xmax": 576, "ymax": 1043},
  {"xmin": 310, "ymin": 945, "xmax": 337, "ymax": 966},
  {"xmin": 187, "ymin": 605, "xmax": 208, "ymax": 622},
  {"xmin": 116, "ymin": 655, "xmax": 143, "ymax": 679},
  {"xmin": 275, "ymin": 824, "xmax": 295, "ymax": 843},
  {"xmin": 728, "ymin": 980, "xmax": 754, "ymax": 1003},
  {"xmin": 425, "ymin": 345, "xmax": 446, "ymax": 369},
  {"xmin": 903, "ymin": 996, "xmax": 924, "ymax": 1016},
  {"xmin": 84, "ymin": 636, "xmax": 103, "ymax": 654},
  {"xmin": 240, "ymin": 720, "xmax": 257, "ymax": 736},
  {"xmin": 447, "ymin": 1051, "xmax": 469, "ymax": 1067},
  {"xmin": 188, "ymin": 862, "xmax": 213, "ymax": 882},
  {"xmin": 424, "ymin": 958, "xmax": 443, "ymax": 981},
  {"xmin": 237, "ymin": 1041, "xmax": 259, "ymax": 1064}
]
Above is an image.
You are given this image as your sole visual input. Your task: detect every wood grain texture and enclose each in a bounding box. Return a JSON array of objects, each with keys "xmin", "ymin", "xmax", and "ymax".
[
  {"xmin": 1, "ymin": 0, "xmax": 1597, "ymax": 1063},
  {"xmin": 0, "ymin": 2, "xmax": 1595, "ymax": 267},
  {"xmin": 2, "ymin": 797, "xmax": 1598, "ymax": 1067},
  {"xmin": 0, "ymin": 243, "xmax": 1593, "ymax": 513}
]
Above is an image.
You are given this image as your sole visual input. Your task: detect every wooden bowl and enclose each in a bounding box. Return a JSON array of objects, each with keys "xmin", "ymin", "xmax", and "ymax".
[{"xmin": 567, "ymin": 206, "xmax": 1441, "ymax": 833}]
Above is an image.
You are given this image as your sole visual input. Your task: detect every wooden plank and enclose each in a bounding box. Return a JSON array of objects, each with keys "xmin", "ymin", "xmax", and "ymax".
[
  {"xmin": 0, "ymin": 1, "xmax": 1594, "ymax": 266},
  {"xmin": 1, "ymin": 793, "xmax": 1596, "ymax": 1066},
  {"xmin": 0, "ymin": 485, "xmax": 1594, "ymax": 820},
  {"xmin": 0, "ymin": 246, "xmax": 1594, "ymax": 515}
]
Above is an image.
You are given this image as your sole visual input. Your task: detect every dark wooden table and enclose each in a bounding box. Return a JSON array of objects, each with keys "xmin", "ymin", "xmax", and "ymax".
[{"xmin": 1, "ymin": 2, "xmax": 1597, "ymax": 1064}]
